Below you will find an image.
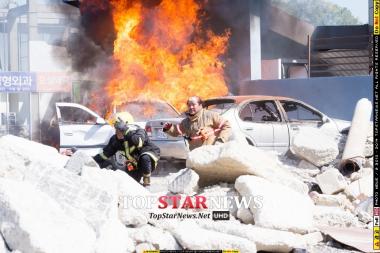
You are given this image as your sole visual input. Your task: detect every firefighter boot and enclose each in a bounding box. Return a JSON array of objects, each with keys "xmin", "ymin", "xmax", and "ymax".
[{"xmin": 143, "ymin": 173, "xmax": 151, "ymax": 187}]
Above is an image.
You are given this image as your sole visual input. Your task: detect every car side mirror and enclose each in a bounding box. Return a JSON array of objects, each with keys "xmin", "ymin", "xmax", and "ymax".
[
  {"xmin": 322, "ymin": 116, "xmax": 329, "ymax": 124},
  {"xmin": 96, "ymin": 117, "xmax": 106, "ymax": 125}
]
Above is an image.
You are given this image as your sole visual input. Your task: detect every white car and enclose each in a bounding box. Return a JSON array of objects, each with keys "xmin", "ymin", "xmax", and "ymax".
[
  {"xmin": 145, "ymin": 95, "xmax": 351, "ymax": 159},
  {"xmin": 52, "ymin": 99, "xmax": 182, "ymax": 166}
]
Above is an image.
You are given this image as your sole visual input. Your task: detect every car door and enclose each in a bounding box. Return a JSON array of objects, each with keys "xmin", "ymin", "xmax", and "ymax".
[
  {"xmin": 56, "ymin": 102, "xmax": 114, "ymax": 156},
  {"xmin": 237, "ymin": 100, "xmax": 283, "ymax": 150},
  {"xmin": 279, "ymin": 100, "xmax": 324, "ymax": 141}
]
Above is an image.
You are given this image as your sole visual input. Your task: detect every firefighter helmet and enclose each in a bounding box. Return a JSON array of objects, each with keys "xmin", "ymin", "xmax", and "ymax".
[{"xmin": 109, "ymin": 112, "xmax": 134, "ymax": 131}]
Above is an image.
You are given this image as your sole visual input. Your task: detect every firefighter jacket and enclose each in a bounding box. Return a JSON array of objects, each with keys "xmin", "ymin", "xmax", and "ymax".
[
  {"xmin": 94, "ymin": 126, "xmax": 160, "ymax": 168},
  {"xmin": 165, "ymin": 109, "xmax": 231, "ymax": 151}
]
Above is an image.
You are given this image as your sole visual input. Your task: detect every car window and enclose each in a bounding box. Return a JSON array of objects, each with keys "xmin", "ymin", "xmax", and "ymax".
[
  {"xmin": 250, "ymin": 101, "xmax": 281, "ymax": 122},
  {"xmin": 239, "ymin": 101, "xmax": 281, "ymax": 122},
  {"xmin": 239, "ymin": 103, "xmax": 253, "ymax": 121},
  {"xmin": 280, "ymin": 101, "xmax": 322, "ymax": 121},
  {"xmin": 59, "ymin": 107, "xmax": 97, "ymax": 124},
  {"xmin": 205, "ymin": 101, "xmax": 235, "ymax": 114},
  {"xmin": 118, "ymin": 101, "xmax": 179, "ymax": 121}
]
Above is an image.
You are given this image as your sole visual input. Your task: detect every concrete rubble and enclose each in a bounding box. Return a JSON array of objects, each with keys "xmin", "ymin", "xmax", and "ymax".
[
  {"xmin": 187, "ymin": 141, "xmax": 309, "ymax": 194},
  {"xmin": 316, "ymin": 169, "xmax": 348, "ymax": 194},
  {"xmin": 0, "ymin": 179, "xmax": 96, "ymax": 253},
  {"xmin": 168, "ymin": 168, "xmax": 199, "ymax": 195},
  {"xmin": 290, "ymin": 127, "xmax": 339, "ymax": 167},
  {"xmin": 235, "ymin": 175, "xmax": 315, "ymax": 234},
  {"xmin": 0, "ymin": 134, "xmax": 373, "ymax": 253},
  {"xmin": 171, "ymin": 221, "xmax": 257, "ymax": 253}
]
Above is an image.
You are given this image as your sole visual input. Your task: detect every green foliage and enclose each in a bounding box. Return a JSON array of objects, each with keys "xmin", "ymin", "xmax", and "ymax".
[{"xmin": 270, "ymin": 0, "xmax": 361, "ymax": 26}]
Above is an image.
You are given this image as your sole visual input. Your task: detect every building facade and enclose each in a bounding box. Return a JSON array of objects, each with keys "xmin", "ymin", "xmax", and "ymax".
[{"xmin": 0, "ymin": 0, "xmax": 78, "ymax": 142}]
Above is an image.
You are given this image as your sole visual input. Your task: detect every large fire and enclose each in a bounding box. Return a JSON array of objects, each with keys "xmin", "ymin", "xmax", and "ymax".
[{"xmin": 104, "ymin": 0, "xmax": 230, "ymax": 112}]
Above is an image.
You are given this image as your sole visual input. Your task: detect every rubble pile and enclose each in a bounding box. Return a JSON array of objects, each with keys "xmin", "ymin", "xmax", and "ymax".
[{"xmin": 0, "ymin": 133, "xmax": 373, "ymax": 253}]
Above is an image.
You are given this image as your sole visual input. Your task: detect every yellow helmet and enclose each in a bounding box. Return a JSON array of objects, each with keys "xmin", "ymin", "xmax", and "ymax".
[{"xmin": 108, "ymin": 111, "xmax": 134, "ymax": 126}]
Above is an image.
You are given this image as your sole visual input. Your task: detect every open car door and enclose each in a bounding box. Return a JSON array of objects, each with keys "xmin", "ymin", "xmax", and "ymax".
[{"xmin": 55, "ymin": 102, "xmax": 114, "ymax": 156}]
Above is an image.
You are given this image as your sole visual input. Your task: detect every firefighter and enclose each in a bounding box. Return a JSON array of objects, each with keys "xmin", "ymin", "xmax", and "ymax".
[
  {"xmin": 163, "ymin": 96, "xmax": 231, "ymax": 150},
  {"xmin": 93, "ymin": 114, "xmax": 160, "ymax": 187}
]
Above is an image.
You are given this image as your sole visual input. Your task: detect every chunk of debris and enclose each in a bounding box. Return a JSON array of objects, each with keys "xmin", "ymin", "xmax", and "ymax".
[
  {"xmin": 309, "ymin": 192, "xmax": 354, "ymax": 212},
  {"xmin": 0, "ymin": 135, "xmax": 69, "ymax": 179},
  {"xmin": 187, "ymin": 141, "xmax": 308, "ymax": 194},
  {"xmin": 94, "ymin": 219, "xmax": 135, "ymax": 253},
  {"xmin": 126, "ymin": 224, "xmax": 182, "ymax": 250},
  {"xmin": 349, "ymin": 167, "xmax": 373, "ymax": 182},
  {"xmin": 290, "ymin": 127, "xmax": 339, "ymax": 167},
  {"xmin": 64, "ymin": 150, "xmax": 99, "ymax": 175},
  {"xmin": 0, "ymin": 179, "xmax": 96, "ymax": 253},
  {"xmin": 171, "ymin": 221, "xmax": 257, "ymax": 253},
  {"xmin": 313, "ymin": 206, "xmax": 360, "ymax": 228},
  {"xmin": 168, "ymin": 168, "xmax": 199, "ymax": 195},
  {"xmin": 316, "ymin": 169, "xmax": 347, "ymax": 195},
  {"xmin": 344, "ymin": 176, "xmax": 373, "ymax": 201},
  {"xmin": 197, "ymin": 183, "xmax": 239, "ymax": 217},
  {"xmin": 196, "ymin": 219, "xmax": 318, "ymax": 252},
  {"xmin": 298, "ymin": 160, "xmax": 320, "ymax": 170},
  {"xmin": 235, "ymin": 175, "xmax": 314, "ymax": 234},
  {"xmin": 318, "ymin": 226, "xmax": 373, "ymax": 252},
  {"xmin": 236, "ymin": 207, "xmax": 255, "ymax": 225}
]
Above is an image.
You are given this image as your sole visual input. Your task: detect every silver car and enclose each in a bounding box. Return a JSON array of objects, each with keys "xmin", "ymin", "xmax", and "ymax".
[{"xmin": 145, "ymin": 95, "xmax": 351, "ymax": 160}]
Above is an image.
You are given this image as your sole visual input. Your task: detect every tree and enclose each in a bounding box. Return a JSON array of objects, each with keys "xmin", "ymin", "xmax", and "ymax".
[{"xmin": 270, "ymin": 0, "xmax": 361, "ymax": 26}]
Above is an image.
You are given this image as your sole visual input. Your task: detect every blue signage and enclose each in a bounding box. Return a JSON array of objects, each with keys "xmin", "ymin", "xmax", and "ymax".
[{"xmin": 0, "ymin": 72, "xmax": 37, "ymax": 92}]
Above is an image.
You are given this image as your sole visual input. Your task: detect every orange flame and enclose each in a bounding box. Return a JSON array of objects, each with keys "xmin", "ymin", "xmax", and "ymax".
[{"xmin": 106, "ymin": 0, "xmax": 230, "ymax": 112}]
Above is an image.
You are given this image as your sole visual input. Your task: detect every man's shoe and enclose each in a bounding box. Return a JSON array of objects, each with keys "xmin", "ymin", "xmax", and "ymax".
[{"xmin": 143, "ymin": 173, "xmax": 151, "ymax": 187}]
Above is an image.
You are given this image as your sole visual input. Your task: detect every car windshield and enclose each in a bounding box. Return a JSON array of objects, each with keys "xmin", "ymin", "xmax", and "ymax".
[
  {"xmin": 118, "ymin": 101, "xmax": 180, "ymax": 121},
  {"xmin": 204, "ymin": 99, "xmax": 235, "ymax": 114}
]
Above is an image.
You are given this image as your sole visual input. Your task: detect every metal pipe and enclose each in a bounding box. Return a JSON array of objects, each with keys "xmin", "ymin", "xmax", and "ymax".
[{"xmin": 339, "ymin": 98, "xmax": 372, "ymax": 176}]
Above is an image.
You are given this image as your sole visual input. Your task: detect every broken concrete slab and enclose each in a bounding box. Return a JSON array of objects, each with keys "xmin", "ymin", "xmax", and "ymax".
[
  {"xmin": 64, "ymin": 150, "xmax": 99, "ymax": 175},
  {"xmin": 236, "ymin": 207, "xmax": 255, "ymax": 225},
  {"xmin": 0, "ymin": 179, "xmax": 96, "ymax": 253},
  {"xmin": 198, "ymin": 183, "xmax": 239, "ymax": 217},
  {"xmin": 187, "ymin": 141, "xmax": 308, "ymax": 194},
  {"xmin": 316, "ymin": 169, "xmax": 347, "ymax": 194},
  {"xmin": 290, "ymin": 127, "xmax": 339, "ymax": 167},
  {"xmin": 82, "ymin": 166, "xmax": 154, "ymax": 227},
  {"xmin": 0, "ymin": 135, "xmax": 69, "ymax": 180},
  {"xmin": 196, "ymin": 219, "xmax": 320, "ymax": 252},
  {"xmin": 356, "ymin": 197, "xmax": 373, "ymax": 216},
  {"xmin": 313, "ymin": 206, "xmax": 360, "ymax": 228},
  {"xmin": 344, "ymin": 175, "xmax": 373, "ymax": 200},
  {"xmin": 126, "ymin": 224, "xmax": 182, "ymax": 250},
  {"xmin": 168, "ymin": 168, "xmax": 199, "ymax": 195},
  {"xmin": 364, "ymin": 157, "xmax": 373, "ymax": 169},
  {"xmin": 0, "ymin": 136, "xmax": 116, "ymax": 233},
  {"xmin": 235, "ymin": 175, "xmax": 314, "ymax": 234},
  {"xmin": 318, "ymin": 226, "xmax": 373, "ymax": 253},
  {"xmin": 20, "ymin": 161, "xmax": 115, "ymax": 233},
  {"xmin": 119, "ymin": 208, "xmax": 148, "ymax": 227},
  {"xmin": 171, "ymin": 221, "xmax": 257, "ymax": 253},
  {"xmin": 302, "ymin": 232, "xmax": 324, "ymax": 247},
  {"xmin": 310, "ymin": 192, "xmax": 354, "ymax": 212},
  {"xmin": 349, "ymin": 167, "xmax": 373, "ymax": 182},
  {"xmin": 94, "ymin": 219, "xmax": 135, "ymax": 253},
  {"xmin": 298, "ymin": 160, "xmax": 320, "ymax": 170}
]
